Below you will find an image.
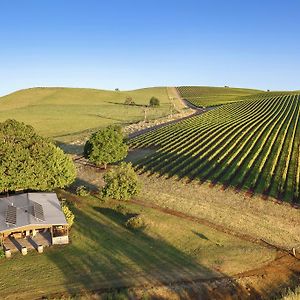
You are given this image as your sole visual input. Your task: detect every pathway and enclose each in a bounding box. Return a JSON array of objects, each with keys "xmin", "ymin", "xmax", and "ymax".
[{"xmin": 127, "ymin": 87, "xmax": 209, "ymax": 139}]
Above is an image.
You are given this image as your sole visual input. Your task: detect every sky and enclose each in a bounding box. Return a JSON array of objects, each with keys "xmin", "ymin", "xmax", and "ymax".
[{"xmin": 0, "ymin": 0, "xmax": 299, "ymax": 96}]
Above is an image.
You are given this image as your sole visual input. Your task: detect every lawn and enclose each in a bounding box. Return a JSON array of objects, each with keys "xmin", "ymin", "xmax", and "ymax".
[
  {"xmin": 0, "ymin": 191, "xmax": 275, "ymax": 299},
  {"xmin": 0, "ymin": 87, "xmax": 178, "ymax": 142}
]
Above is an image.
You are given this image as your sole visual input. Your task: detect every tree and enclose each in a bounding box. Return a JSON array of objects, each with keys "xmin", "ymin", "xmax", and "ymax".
[
  {"xmin": 149, "ymin": 97, "xmax": 160, "ymax": 107},
  {"xmin": 62, "ymin": 201, "xmax": 75, "ymax": 227},
  {"xmin": 101, "ymin": 162, "xmax": 140, "ymax": 200},
  {"xmin": 0, "ymin": 119, "xmax": 76, "ymax": 193},
  {"xmin": 84, "ymin": 125, "xmax": 128, "ymax": 169},
  {"xmin": 124, "ymin": 96, "xmax": 135, "ymax": 105}
]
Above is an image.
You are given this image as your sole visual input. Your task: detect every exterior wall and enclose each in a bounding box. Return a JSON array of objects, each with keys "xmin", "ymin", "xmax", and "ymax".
[
  {"xmin": 52, "ymin": 235, "xmax": 69, "ymax": 245},
  {"xmin": 0, "ymin": 225, "xmax": 52, "ymax": 236},
  {"xmin": 1, "ymin": 225, "xmax": 69, "ymax": 246}
]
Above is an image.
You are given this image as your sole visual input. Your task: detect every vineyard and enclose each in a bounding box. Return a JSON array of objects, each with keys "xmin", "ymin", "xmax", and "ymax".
[
  {"xmin": 129, "ymin": 92, "xmax": 300, "ymax": 204},
  {"xmin": 177, "ymin": 86, "xmax": 262, "ymax": 107}
]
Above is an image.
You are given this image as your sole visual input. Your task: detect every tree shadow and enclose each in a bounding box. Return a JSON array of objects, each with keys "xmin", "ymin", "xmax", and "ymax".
[
  {"xmin": 43, "ymin": 197, "xmax": 255, "ymax": 299},
  {"xmin": 105, "ymin": 101, "xmax": 147, "ymax": 107},
  {"xmin": 192, "ymin": 230, "xmax": 210, "ymax": 241},
  {"xmin": 68, "ymin": 177, "xmax": 100, "ymax": 193},
  {"xmin": 94, "ymin": 207, "xmax": 138, "ymax": 224},
  {"xmin": 56, "ymin": 141, "xmax": 84, "ymax": 155}
]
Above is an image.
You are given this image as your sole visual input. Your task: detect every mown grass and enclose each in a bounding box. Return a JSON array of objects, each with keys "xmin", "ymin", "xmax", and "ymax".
[
  {"xmin": 0, "ymin": 87, "xmax": 175, "ymax": 142},
  {"xmin": 0, "ymin": 191, "xmax": 275, "ymax": 299}
]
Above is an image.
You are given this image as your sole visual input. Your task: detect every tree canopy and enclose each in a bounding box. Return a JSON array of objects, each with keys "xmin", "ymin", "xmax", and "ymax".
[
  {"xmin": 101, "ymin": 162, "xmax": 140, "ymax": 200},
  {"xmin": 84, "ymin": 125, "xmax": 128, "ymax": 168},
  {"xmin": 149, "ymin": 97, "xmax": 160, "ymax": 107},
  {"xmin": 0, "ymin": 119, "xmax": 76, "ymax": 193}
]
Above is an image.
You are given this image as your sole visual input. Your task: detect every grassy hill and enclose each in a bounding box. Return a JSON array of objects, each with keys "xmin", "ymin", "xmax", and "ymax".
[
  {"xmin": 0, "ymin": 86, "xmax": 262, "ymax": 142},
  {"xmin": 177, "ymin": 86, "xmax": 262, "ymax": 107},
  {"xmin": 0, "ymin": 87, "xmax": 176, "ymax": 142},
  {"xmin": 130, "ymin": 92, "xmax": 300, "ymax": 203}
]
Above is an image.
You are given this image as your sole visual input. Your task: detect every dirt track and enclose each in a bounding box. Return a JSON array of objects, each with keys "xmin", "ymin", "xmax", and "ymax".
[
  {"xmin": 127, "ymin": 87, "xmax": 208, "ymax": 139},
  {"xmin": 129, "ymin": 199, "xmax": 295, "ymax": 254},
  {"xmin": 55, "ymin": 252, "xmax": 300, "ymax": 299}
]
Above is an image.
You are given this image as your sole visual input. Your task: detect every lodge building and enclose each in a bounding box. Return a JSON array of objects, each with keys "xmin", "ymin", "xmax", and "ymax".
[{"xmin": 0, "ymin": 193, "xmax": 69, "ymax": 256}]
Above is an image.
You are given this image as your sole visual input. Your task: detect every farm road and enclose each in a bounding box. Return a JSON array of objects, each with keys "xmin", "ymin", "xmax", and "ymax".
[{"xmin": 127, "ymin": 87, "xmax": 208, "ymax": 139}]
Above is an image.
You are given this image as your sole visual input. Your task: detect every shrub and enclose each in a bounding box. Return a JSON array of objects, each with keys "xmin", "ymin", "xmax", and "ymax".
[
  {"xmin": 149, "ymin": 97, "xmax": 160, "ymax": 107},
  {"xmin": 124, "ymin": 97, "xmax": 135, "ymax": 105},
  {"xmin": 76, "ymin": 185, "xmax": 89, "ymax": 196},
  {"xmin": 84, "ymin": 125, "xmax": 128, "ymax": 169},
  {"xmin": 62, "ymin": 202, "xmax": 75, "ymax": 227},
  {"xmin": 0, "ymin": 249, "xmax": 4, "ymax": 259},
  {"xmin": 101, "ymin": 162, "xmax": 140, "ymax": 200},
  {"xmin": 125, "ymin": 215, "xmax": 145, "ymax": 230}
]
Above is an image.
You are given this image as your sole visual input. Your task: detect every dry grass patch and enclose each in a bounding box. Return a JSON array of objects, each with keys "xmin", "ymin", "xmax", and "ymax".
[{"xmin": 139, "ymin": 173, "xmax": 300, "ymax": 250}]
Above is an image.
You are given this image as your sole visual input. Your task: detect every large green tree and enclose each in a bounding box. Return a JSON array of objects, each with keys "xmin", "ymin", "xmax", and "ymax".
[
  {"xmin": 84, "ymin": 125, "xmax": 128, "ymax": 169},
  {"xmin": 0, "ymin": 119, "xmax": 76, "ymax": 193}
]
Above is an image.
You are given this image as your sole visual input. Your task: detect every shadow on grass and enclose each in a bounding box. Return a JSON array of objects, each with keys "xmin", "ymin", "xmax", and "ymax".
[
  {"xmin": 105, "ymin": 101, "xmax": 147, "ymax": 108},
  {"xmin": 87, "ymin": 113, "xmax": 124, "ymax": 122},
  {"xmin": 94, "ymin": 207, "xmax": 138, "ymax": 224},
  {"xmin": 192, "ymin": 230, "xmax": 210, "ymax": 241},
  {"xmin": 45, "ymin": 194, "xmax": 256, "ymax": 299},
  {"xmin": 56, "ymin": 141, "xmax": 84, "ymax": 155},
  {"xmin": 68, "ymin": 178, "xmax": 100, "ymax": 194}
]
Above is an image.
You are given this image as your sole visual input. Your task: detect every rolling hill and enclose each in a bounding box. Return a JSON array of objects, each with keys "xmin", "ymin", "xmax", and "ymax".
[
  {"xmin": 177, "ymin": 86, "xmax": 262, "ymax": 107},
  {"xmin": 130, "ymin": 92, "xmax": 300, "ymax": 203},
  {"xmin": 0, "ymin": 87, "xmax": 176, "ymax": 141}
]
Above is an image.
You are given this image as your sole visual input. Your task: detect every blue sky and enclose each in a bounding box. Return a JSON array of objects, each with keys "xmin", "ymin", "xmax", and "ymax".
[{"xmin": 0, "ymin": 0, "xmax": 299, "ymax": 95}]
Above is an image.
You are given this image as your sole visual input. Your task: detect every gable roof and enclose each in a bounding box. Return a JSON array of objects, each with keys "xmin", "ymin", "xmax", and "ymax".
[{"xmin": 0, "ymin": 193, "xmax": 68, "ymax": 233}]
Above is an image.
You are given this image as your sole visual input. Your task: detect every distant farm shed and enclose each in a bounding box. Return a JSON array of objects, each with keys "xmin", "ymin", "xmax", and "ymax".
[{"xmin": 0, "ymin": 193, "xmax": 69, "ymax": 248}]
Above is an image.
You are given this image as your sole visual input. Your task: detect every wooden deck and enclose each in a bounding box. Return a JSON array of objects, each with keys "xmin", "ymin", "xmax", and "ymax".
[{"xmin": 3, "ymin": 232, "xmax": 51, "ymax": 253}]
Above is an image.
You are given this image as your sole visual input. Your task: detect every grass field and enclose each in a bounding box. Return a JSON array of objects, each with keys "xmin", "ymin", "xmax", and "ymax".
[
  {"xmin": 0, "ymin": 87, "xmax": 177, "ymax": 142},
  {"xmin": 136, "ymin": 172, "xmax": 300, "ymax": 250},
  {"xmin": 0, "ymin": 191, "xmax": 276, "ymax": 299},
  {"xmin": 76, "ymin": 158, "xmax": 300, "ymax": 250},
  {"xmin": 177, "ymin": 86, "xmax": 262, "ymax": 107},
  {"xmin": 130, "ymin": 92, "xmax": 300, "ymax": 203}
]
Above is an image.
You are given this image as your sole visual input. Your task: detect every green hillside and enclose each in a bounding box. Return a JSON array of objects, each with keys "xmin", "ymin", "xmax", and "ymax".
[
  {"xmin": 130, "ymin": 92, "xmax": 300, "ymax": 203},
  {"xmin": 177, "ymin": 86, "xmax": 262, "ymax": 107},
  {"xmin": 0, "ymin": 87, "xmax": 173, "ymax": 141}
]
